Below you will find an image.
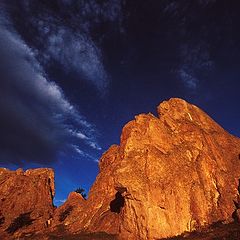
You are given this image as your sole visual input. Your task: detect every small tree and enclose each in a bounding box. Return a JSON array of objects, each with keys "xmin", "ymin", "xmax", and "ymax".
[{"xmin": 75, "ymin": 187, "xmax": 87, "ymax": 199}]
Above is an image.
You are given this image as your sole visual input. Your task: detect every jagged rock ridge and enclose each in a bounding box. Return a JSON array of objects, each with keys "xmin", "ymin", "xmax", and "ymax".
[{"xmin": 0, "ymin": 98, "xmax": 240, "ymax": 240}]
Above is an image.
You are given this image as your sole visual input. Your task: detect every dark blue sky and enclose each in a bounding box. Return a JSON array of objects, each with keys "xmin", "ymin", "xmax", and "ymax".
[{"xmin": 0, "ymin": 0, "xmax": 240, "ymax": 205}]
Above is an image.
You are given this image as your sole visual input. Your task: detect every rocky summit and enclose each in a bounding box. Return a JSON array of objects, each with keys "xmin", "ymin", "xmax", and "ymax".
[{"xmin": 0, "ymin": 98, "xmax": 240, "ymax": 240}]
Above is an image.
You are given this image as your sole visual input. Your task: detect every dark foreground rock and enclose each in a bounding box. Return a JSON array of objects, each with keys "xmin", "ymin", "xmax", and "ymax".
[
  {"xmin": 1, "ymin": 98, "xmax": 240, "ymax": 239},
  {"xmin": 16, "ymin": 222, "xmax": 240, "ymax": 240}
]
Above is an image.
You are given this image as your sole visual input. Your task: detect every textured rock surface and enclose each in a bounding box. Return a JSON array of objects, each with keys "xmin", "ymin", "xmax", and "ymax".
[
  {"xmin": 47, "ymin": 98, "xmax": 240, "ymax": 239},
  {"xmin": 0, "ymin": 168, "xmax": 55, "ymax": 239},
  {"xmin": 1, "ymin": 98, "xmax": 240, "ymax": 240},
  {"xmin": 51, "ymin": 191, "xmax": 86, "ymax": 228},
  {"xmin": 113, "ymin": 98, "xmax": 240, "ymax": 239},
  {"xmin": 50, "ymin": 145, "xmax": 122, "ymax": 235}
]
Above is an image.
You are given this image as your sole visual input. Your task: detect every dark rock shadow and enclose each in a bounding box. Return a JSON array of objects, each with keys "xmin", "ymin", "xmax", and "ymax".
[{"xmin": 110, "ymin": 192, "xmax": 124, "ymax": 214}]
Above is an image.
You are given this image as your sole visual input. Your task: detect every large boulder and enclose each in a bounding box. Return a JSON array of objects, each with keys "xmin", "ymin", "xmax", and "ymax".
[
  {"xmin": 55, "ymin": 98, "xmax": 240, "ymax": 239},
  {"xmin": 0, "ymin": 168, "xmax": 55, "ymax": 239}
]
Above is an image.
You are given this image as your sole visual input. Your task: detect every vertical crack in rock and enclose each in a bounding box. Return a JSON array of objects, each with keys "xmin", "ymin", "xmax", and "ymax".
[
  {"xmin": 232, "ymin": 179, "xmax": 240, "ymax": 222},
  {"xmin": 0, "ymin": 214, "xmax": 5, "ymax": 226},
  {"xmin": 48, "ymin": 178, "xmax": 54, "ymax": 202},
  {"xmin": 212, "ymin": 177, "xmax": 221, "ymax": 208}
]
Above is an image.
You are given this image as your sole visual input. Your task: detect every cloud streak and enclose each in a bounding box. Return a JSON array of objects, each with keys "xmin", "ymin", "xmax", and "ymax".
[
  {"xmin": 162, "ymin": 0, "xmax": 216, "ymax": 92},
  {"xmin": 0, "ymin": 0, "xmax": 124, "ymax": 165},
  {"xmin": 0, "ymin": 6, "xmax": 101, "ymax": 165},
  {"xmin": 178, "ymin": 42, "xmax": 214, "ymax": 91},
  {"xmin": 5, "ymin": 0, "xmax": 123, "ymax": 93},
  {"xmin": 35, "ymin": 20, "xmax": 108, "ymax": 91}
]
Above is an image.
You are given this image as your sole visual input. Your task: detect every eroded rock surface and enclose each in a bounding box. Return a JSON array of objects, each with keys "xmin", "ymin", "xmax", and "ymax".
[
  {"xmin": 1, "ymin": 98, "xmax": 240, "ymax": 240},
  {"xmin": 45, "ymin": 98, "xmax": 240, "ymax": 239},
  {"xmin": 0, "ymin": 168, "xmax": 55, "ymax": 239},
  {"xmin": 113, "ymin": 98, "xmax": 240, "ymax": 239}
]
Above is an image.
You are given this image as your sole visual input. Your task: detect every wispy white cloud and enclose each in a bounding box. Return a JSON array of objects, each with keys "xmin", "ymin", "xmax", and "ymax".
[
  {"xmin": 74, "ymin": 132, "xmax": 89, "ymax": 140},
  {"xmin": 72, "ymin": 145, "xmax": 99, "ymax": 163},
  {"xmin": 9, "ymin": 0, "xmax": 124, "ymax": 94},
  {"xmin": 178, "ymin": 42, "xmax": 214, "ymax": 91},
  {"xmin": 35, "ymin": 22, "xmax": 108, "ymax": 91},
  {"xmin": 162, "ymin": 1, "xmax": 215, "ymax": 92},
  {"xmin": 55, "ymin": 199, "xmax": 66, "ymax": 203},
  {"xmin": 88, "ymin": 142, "xmax": 102, "ymax": 151},
  {"xmin": 0, "ymin": 9, "xmax": 101, "ymax": 164},
  {"xmin": 0, "ymin": 0, "xmax": 124, "ymax": 164},
  {"xmin": 178, "ymin": 68, "xmax": 198, "ymax": 90},
  {"xmin": 69, "ymin": 130, "xmax": 101, "ymax": 151}
]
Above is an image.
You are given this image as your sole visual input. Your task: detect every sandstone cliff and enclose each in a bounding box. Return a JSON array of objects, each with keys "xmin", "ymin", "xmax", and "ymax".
[
  {"xmin": 1, "ymin": 98, "xmax": 240, "ymax": 240},
  {"xmin": 50, "ymin": 98, "xmax": 240, "ymax": 239},
  {"xmin": 0, "ymin": 168, "xmax": 54, "ymax": 239}
]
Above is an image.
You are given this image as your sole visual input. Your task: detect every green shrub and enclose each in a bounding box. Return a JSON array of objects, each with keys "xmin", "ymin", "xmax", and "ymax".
[{"xmin": 75, "ymin": 187, "xmax": 87, "ymax": 199}]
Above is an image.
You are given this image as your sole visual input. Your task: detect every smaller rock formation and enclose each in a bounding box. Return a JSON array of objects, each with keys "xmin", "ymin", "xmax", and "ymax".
[
  {"xmin": 0, "ymin": 168, "xmax": 55, "ymax": 239},
  {"xmin": 51, "ymin": 192, "xmax": 86, "ymax": 228}
]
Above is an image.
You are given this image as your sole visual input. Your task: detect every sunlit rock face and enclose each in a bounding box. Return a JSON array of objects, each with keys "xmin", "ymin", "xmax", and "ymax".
[
  {"xmin": 61, "ymin": 98, "xmax": 240, "ymax": 239},
  {"xmin": 51, "ymin": 191, "xmax": 86, "ymax": 229},
  {"xmin": 55, "ymin": 145, "xmax": 122, "ymax": 235},
  {"xmin": 1, "ymin": 98, "xmax": 240, "ymax": 240},
  {"xmin": 0, "ymin": 168, "xmax": 54, "ymax": 239},
  {"xmin": 112, "ymin": 98, "xmax": 240, "ymax": 239}
]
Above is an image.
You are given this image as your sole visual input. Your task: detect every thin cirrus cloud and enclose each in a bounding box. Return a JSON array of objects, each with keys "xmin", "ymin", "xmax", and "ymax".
[
  {"xmin": 35, "ymin": 20, "xmax": 108, "ymax": 91},
  {"xmin": 69, "ymin": 130, "xmax": 102, "ymax": 151},
  {"xmin": 178, "ymin": 42, "xmax": 214, "ymax": 91},
  {"xmin": 0, "ymin": 0, "xmax": 123, "ymax": 165},
  {"xmin": 0, "ymin": 5, "xmax": 105, "ymax": 165},
  {"xmin": 162, "ymin": 0, "xmax": 216, "ymax": 92},
  {"xmin": 55, "ymin": 199, "xmax": 66, "ymax": 204},
  {"xmin": 6, "ymin": 0, "xmax": 123, "ymax": 93}
]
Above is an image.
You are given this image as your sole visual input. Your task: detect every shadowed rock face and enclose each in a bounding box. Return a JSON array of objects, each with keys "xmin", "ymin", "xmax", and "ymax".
[
  {"xmin": 1, "ymin": 98, "xmax": 240, "ymax": 240},
  {"xmin": 47, "ymin": 98, "xmax": 240, "ymax": 239},
  {"xmin": 0, "ymin": 168, "xmax": 55, "ymax": 239}
]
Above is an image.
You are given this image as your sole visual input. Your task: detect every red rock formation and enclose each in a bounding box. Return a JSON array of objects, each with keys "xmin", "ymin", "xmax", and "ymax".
[
  {"xmin": 1, "ymin": 98, "xmax": 240, "ymax": 240},
  {"xmin": 54, "ymin": 98, "xmax": 240, "ymax": 239},
  {"xmin": 0, "ymin": 168, "xmax": 54, "ymax": 239},
  {"xmin": 53, "ymin": 145, "xmax": 122, "ymax": 235},
  {"xmin": 114, "ymin": 98, "xmax": 240, "ymax": 239},
  {"xmin": 51, "ymin": 191, "xmax": 86, "ymax": 227}
]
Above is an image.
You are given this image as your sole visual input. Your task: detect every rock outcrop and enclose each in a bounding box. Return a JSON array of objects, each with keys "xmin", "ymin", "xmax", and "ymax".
[
  {"xmin": 0, "ymin": 168, "xmax": 55, "ymax": 239},
  {"xmin": 1, "ymin": 98, "xmax": 240, "ymax": 240},
  {"xmin": 51, "ymin": 191, "xmax": 86, "ymax": 227},
  {"xmin": 47, "ymin": 98, "xmax": 240, "ymax": 239}
]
